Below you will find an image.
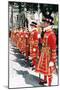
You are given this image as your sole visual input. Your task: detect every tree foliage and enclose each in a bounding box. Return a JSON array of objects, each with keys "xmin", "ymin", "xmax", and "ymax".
[
  {"xmin": 9, "ymin": 2, "xmax": 58, "ymax": 16},
  {"xmin": 40, "ymin": 4, "xmax": 58, "ymax": 17}
]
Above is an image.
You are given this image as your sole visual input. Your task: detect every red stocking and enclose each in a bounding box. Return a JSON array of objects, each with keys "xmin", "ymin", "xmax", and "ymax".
[{"xmin": 48, "ymin": 75, "xmax": 52, "ymax": 86}]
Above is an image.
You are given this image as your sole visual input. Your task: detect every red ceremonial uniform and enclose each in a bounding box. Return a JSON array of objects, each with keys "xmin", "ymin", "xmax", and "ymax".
[
  {"xmin": 15, "ymin": 31, "xmax": 20, "ymax": 46},
  {"xmin": 11, "ymin": 30, "xmax": 17, "ymax": 45},
  {"xmin": 24, "ymin": 31, "xmax": 30, "ymax": 59},
  {"xmin": 29, "ymin": 28, "xmax": 41, "ymax": 67},
  {"xmin": 16, "ymin": 31, "xmax": 21, "ymax": 49},
  {"xmin": 11, "ymin": 31, "xmax": 13, "ymax": 42},
  {"xmin": 17, "ymin": 31, "xmax": 26, "ymax": 54},
  {"xmin": 36, "ymin": 27, "xmax": 56, "ymax": 86},
  {"xmin": 14, "ymin": 31, "xmax": 19, "ymax": 45}
]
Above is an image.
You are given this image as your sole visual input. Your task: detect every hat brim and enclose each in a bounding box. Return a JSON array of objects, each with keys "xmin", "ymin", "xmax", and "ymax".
[
  {"xmin": 30, "ymin": 24, "xmax": 37, "ymax": 27},
  {"xmin": 42, "ymin": 19, "xmax": 54, "ymax": 25}
]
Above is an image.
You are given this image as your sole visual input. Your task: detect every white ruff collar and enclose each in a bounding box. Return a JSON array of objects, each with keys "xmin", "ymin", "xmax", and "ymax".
[
  {"xmin": 32, "ymin": 28, "xmax": 38, "ymax": 31},
  {"xmin": 43, "ymin": 26, "xmax": 52, "ymax": 32}
]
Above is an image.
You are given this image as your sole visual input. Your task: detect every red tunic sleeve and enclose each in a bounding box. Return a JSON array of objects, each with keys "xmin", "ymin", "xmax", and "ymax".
[{"xmin": 48, "ymin": 32, "xmax": 57, "ymax": 63}]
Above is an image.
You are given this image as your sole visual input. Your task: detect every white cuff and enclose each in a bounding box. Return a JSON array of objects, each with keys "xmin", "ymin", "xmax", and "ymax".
[{"xmin": 49, "ymin": 61, "xmax": 54, "ymax": 67}]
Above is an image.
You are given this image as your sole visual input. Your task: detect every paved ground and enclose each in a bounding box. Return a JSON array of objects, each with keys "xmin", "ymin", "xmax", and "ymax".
[{"xmin": 9, "ymin": 39, "xmax": 58, "ymax": 88}]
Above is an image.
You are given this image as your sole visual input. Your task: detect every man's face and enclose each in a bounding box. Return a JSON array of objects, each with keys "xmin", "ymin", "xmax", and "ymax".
[
  {"xmin": 42, "ymin": 21, "xmax": 50, "ymax": 32},
  {"xmin": 43, "ymin": 21, "xmax": 49, "ymax": 27}
]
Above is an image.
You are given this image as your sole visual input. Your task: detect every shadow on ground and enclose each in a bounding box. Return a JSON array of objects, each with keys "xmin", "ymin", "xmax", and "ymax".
[
  {"xmin": 11, "ymin": 46, "xmax": 31, "ymax": 68},
  {"xmin": 9, "ymin": 39, "xmax": 46, "ymax": 87},
  {"xmin": 14, "ymin": 69, "xmax": 45, "ymax": 87}
]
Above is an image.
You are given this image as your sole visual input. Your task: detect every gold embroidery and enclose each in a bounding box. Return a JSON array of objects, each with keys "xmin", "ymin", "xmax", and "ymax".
[
  {"xmin": 52, "ymin": 56, "xmax": 56, "ymax": 59},
  {"xmin": 52, "ymin": 53, "xmax": 56, "ymax": 55},
  {"xmin": 52, "ymin": 50, "xmax": 56, "ymax": 52}
]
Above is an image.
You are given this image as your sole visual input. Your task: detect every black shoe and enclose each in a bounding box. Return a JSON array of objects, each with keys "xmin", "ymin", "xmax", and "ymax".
[
  {"xmin": 32, "ymin": 67, "xmax": 35, "ymax": 70},
  {"xmin": 39, "ymin": 79, "xmax": 47, "ymax": 85},
  {"xmin": 39, "ymin": 81, "xmax": 44, "ymax": 85},
  {"xmin": 30, "ymin": 64, "xmax": 34, "ymax": 67}
]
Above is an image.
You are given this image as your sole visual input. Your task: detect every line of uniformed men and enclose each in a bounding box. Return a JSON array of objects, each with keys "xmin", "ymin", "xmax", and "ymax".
[{"xmin": 10, "ymin": 15, "xmax": 57, "ymax": 86}]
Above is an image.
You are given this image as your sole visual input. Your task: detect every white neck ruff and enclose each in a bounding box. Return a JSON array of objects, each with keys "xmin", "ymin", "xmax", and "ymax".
[{"xmin": 43, "ymin": 26, "xmax": 52, "ymax": 32}]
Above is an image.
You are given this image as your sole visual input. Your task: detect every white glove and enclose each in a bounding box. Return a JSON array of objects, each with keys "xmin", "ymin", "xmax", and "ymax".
[
  {"xmin": 49, "ymin": 61, "xmax": 54, "ymax": 67},
  {"xmin": 38, "ymin": 34, "xmax": 41, "ymax": 38},
  {"xmin": 33, "ymin": 48, "xmax": 36, "ymax": 52}
]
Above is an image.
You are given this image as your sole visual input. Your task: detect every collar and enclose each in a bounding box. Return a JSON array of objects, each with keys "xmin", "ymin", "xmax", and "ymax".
[
  {"xmin": 24, "ymin": 31, "xmax": 26, "ymax": 33},
  {"xmin": 43, "ymin": 25, "xmax": 52, "ymax": 32},
  {"xmin": 32, "ymin": 28, "xmax": 38, "ymax": 31},
  {"xmin": 20, "ymin": 30, "xmax": 23, "ymax": 32}
]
